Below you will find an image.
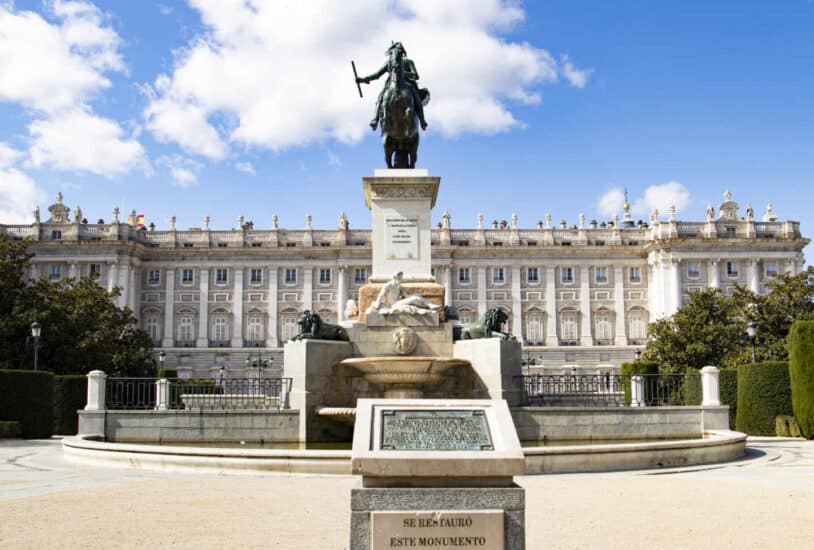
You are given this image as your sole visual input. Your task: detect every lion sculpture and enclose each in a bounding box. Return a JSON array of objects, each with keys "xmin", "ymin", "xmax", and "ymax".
[
  {"xmin": 290, "ymin": 310, "xmax": 349, "ymax": 341},
  {"xmin": 459, "ymin": 308, "xmax": 515, "ymax": 340}
]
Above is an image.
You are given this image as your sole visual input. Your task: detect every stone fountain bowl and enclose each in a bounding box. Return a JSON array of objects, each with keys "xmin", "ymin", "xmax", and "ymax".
[{"xmin": 340, "ymin": 356, "xmax": 470, "ymax": 398}]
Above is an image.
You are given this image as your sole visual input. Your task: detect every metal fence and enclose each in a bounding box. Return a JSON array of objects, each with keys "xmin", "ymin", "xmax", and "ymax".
[
  {"xmin": 515, "ymin": 373, "xmax": 702, "ymax": 407},
  {"xmin": 105, "ymin": 377, "xmax": 292, "ymax": 410}
]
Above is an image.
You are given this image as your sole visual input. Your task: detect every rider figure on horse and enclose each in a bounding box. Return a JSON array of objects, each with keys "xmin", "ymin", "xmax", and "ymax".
[{"xmin": 356, "ymin": 42, "xmax": 428, "ymax": 132}]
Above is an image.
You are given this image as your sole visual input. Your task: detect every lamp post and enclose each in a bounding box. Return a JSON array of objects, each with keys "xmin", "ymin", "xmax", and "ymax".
[
  {"xmin": 246, "ymin": 354, "xmax": 271, "ymax": 395},
  {"xmin": 30, "ymin": 322, "xmax": 41, "ymax": 371},
  {"xmin": 634, "ymin": 348, "xmax": 642, "ymax": 362},
  {"xmin": 746, "ymin": 321, "xmax": 758, "ymax": 364},
  {"xmin": 158, "ymin": 350, "xmax": 165, "ymax": 375}
]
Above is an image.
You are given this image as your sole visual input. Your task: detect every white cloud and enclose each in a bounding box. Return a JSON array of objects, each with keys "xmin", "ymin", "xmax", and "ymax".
[
  {"xmin": 28, "ymin": 109, "xmax": 146, "ymax": 177},
  {"xmin": 143, "ymin": 0, "xmax": 565, "ymax": 157},
  {"xmin": 159, "ymin": 155, "xmax": 201, "ymax": 187},
  {"xmin": 235, "ymin": 161, "xmax": 255, "ymax": 174},
  {"xmin": 0, "ymin": 142, "xmax": 22, "ymax": 169},
  {"xmin": 0, "ymin": 168, "xmax": 46, "ymax": 224},
  {"xmin": 0, "ymin": 2, "xmax": 146, "ymax": 178},
  {"xmin": 327, "ymin": 151, "xmax": 341, "ymax": 167},
  {"xmin": 170, "ymin": 166, "xmax": 197, "ymax": 187},
  {"xmin": 559, "ymin": 54, "xmax": 593, "ymax": 89},
  {"xmin": 632, "ymin": 181, "xmax": 691, "ymax": 217},
  {"xmin": 597, "ymin": 187, "xmax": 625, "ymax": 218},
  {"xmin": 158, "ymin": 4, "xmax": 174, "ymax": 16}
]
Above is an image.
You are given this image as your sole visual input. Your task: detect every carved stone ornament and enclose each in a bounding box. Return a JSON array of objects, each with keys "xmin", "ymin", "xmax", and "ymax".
[
  {"xmin": 392, "ymin": 326, "xmax": 418, "ymax": 355},
  {"xmin": 369, "ymin": 184, "xmax": 434, "ymax": 200},
  {"xmin": 47, "ymin": 195, "xmax": 71, "ymax": 224}
]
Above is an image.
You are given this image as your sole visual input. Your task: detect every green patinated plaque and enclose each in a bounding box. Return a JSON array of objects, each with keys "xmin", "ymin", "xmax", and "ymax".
[{"xmin": 380, "ymin": 409, "xmax": 493, "ymax": 451}]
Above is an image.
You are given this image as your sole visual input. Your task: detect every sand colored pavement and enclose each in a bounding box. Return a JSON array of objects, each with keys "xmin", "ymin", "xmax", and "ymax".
[{"xmin": 0, "ymin": 438, "xmax": 812, "ymax": 549}]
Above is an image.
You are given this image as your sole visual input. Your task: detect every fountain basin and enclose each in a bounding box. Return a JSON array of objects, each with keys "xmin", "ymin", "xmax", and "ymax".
[{"xmin": 340, "ymin": 356, "xmax": 469, "ymax": 398}]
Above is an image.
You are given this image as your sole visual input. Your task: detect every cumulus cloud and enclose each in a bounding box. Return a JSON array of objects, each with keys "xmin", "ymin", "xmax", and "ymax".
[
  {"xmin": 596, "ymin": 182, "xmax": 691, "ymax": 219},
  {"xmin": 235, "ymin": 161, "xmax": 255, "ymax": 174},
  {"xmin": 597, "ymin": 187, "xmax": 625, "ymax": 218},
  {"xmin": 0, "ymin": 168, "xmax": 46, "ymax": 224},
  {"xmin": 143, "ymin": 0, "xmax": 566, "ymax": 157},
  {"xmin": 159, "ymin": 155, "xmax": 201, "ymax": 187},
  {"xmin": 0, "ymin": 1, "xmax": 145, "ymax": 177},
  {"xmin": 559, "ymin": 54, "xmax": 593, "ymax": 89},
  {"xmin": 0, "ymin": 142, "xmax": 22, "ymax": 169}
]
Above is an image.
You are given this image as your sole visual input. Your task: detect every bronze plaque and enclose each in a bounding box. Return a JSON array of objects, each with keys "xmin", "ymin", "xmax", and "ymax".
[{"xmin": 380, "ymin": 409, "xmax": 493, "ymax": 451}]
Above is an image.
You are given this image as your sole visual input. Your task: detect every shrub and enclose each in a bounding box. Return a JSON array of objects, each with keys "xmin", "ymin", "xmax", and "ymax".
[
  {"xmin": 719, "ymin": 369, "xmax": 738, "ymax": 429},
  {"xmin": 735, "ymin": 362, "xmax": 793, "ymax": 436},
  {"xmin": 775, "ymin": 415, "xmax": 801, "ymax": 437},
  {"xmin": 0, "ymin": 369, "xmax": 54, "ymax": 438},
  {"xmin": 157, "ymin": 368, "xmax": 178, "ymax": 378},
  {"xmin": 620, "ymin": 360, "xmax": 659, "ymax": 405},
  {"xmin": 0, "ymin": 421, "xmax": 21, "ymax": 438},
  {"xmin": 788, "ymin": 321, "xmax": 814, "ymax": 439},
  {"xmin": 683, "ymin": 371, "xmax": 703, "ymax": 406},
  {"xmin": 53, "ymin": 375, "xmax": 87, "ymax": 435}
]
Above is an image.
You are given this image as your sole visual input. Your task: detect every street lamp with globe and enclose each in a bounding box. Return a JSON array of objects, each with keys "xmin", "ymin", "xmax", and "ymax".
[{"xmin": 30, "ymin": 322, "xmax": 42, "ymax": 371}]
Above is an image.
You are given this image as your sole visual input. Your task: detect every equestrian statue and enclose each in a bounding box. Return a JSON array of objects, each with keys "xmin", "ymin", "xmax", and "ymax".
[{"xmin": 354, "ymin": 42, "xmax": 429, "ymax": 168}]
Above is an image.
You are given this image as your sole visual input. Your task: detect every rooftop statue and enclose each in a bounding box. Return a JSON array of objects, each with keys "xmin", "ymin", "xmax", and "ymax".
[{"xmin": 354, "ymin": 42, "xmax": 429, "ymax": 169}]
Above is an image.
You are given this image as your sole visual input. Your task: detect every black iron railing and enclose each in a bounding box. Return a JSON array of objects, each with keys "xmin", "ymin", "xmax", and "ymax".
[
  {"xmin": 515, "ymin": 373, "xmax": 702, "ymax": 407},
  {"xmin": 105, "ymin": 377, "xmax": 292, "ymax": 410}
]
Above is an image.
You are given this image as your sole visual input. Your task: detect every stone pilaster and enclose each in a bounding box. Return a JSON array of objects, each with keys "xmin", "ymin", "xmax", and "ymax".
[
  {"xmin": 162, "ymin": 268, "xmax": 175, "ymax": 347},
  {"xmin": 197, "ymin": 268, "xmax": 209, "ymax": 347},
  {"xmin": 579, "ymin": 266, "xmax": 592, "ymax": 346},
  {"xmin": 267, "ymin": 267, "xmax": 279, "ymax": 347},
  {"xmin": 545, "ymin": 266, "xmax": 557, "ymax": 346},
  {"xmin": 337, "ymin": 266, "xmax": 347, "ymax": 322},
  {"xmin": 303, "ymin": 267, "xmax": 313, "ymax": 311},
  {"xmin": 748, "ymin": 259, "xmax": 760, "ymax": 293},
  {"xmin": 708, "ymin": 259, "xmax": 720, "ymax": 289},
  {"xmin": 443, "ymin": 265, "xmax": 452, "ymax": 307},
  {"xmin": 231, "ymin": 267, "xmax": 244, "ymax": 347},
  {"xmin": 477, "ymin": 267, "xmax": 487, "ymax": 317},
  {"xmin": 511, "ymin": 266, "xmax": 523, "ymax": 341},
  {"xmin": 614, "ymin": 266, "xmax": 627, "ymax": 345}
]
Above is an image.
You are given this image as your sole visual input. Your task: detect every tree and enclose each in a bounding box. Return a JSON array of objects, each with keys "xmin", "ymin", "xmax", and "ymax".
[
  {"xmin": 644, "ymin": 288, "xmax": 743, "ymax": 372},
  {"xmin": 0, "ymin": 234, "xmax": 155, "ymax": 376}
]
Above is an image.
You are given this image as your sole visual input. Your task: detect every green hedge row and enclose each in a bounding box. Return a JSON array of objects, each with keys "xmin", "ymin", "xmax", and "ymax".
[
  {"xmin": 53, "ymin": 375, "xmax": 87, "ymax": 435},
  {"xmin": 719, "ymin": 369, "xmax": 738, "ymax": 429},
  {"xmin": 789, "ymin": 321, "xmax": 814, "ymax": 439},
  {"xmin": 0, "ymin": 369, "xmax": 54, "ymax": 438},
  {"xmin": 0, "ymin": 421, "xmax": 21, "ymax": 438},
  {"xmin": 735, "ymin": 362, "xmax": 793, "ymax": 436},
  {"xmin": 620, "ymin": 361, "xmax": 659, "ymax": 405},
  {"xmin": 775, "ymin": 415, "xmax": 802, "ymax": 437}
]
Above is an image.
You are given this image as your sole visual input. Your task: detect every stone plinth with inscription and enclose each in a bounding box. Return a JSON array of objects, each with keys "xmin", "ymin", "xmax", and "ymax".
[{"xmin": 350, "ymin": 399, "xmax": 525, "ymax": 550}]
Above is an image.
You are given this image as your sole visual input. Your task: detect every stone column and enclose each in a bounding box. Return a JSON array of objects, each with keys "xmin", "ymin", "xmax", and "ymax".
[
  {"xmin": 303, "ymin": 267, "xmax": 313, "ymax": 311},
  {"xmin": 162, "ymin": 269, "xmax": 175, "ymax": 347},
  {"xmin": 84, "ymin": 370, "xmax": 106, "ymax": 411},
  {"xmin": 748, "ymin": 259, "xmax": 760, "ymax": 293},
  {"xmin": 579, "ymin": 266, "xmax": 592, "ymax": 346},
  {"xmin": 231, "ymin": 267, "xmax": 244, "ymax": 347},
  {"xmin": 477, "ymin": 267, "xmax": 487, "ymax": 317},
  {"xmin": 267, "ymin": 267, "xmax": 279, "ymax": 347},
  {"xmin": 630, "ymin": 375, "xmax": 645, "ymax": 407},
  {"xmin": 545, "ymin": 266, "xmax": 558, "ymax": 346},
  {"xmin": 511, "ymin": 266, "xmax": 523, "ymax": 341},
  {"xmin": 155, "ymin": 378, "xmax": 170, "ymax": 411},
  {"xmin": 444, "ymin": 265, "xmax": 452, "ymax": 307},
  {"xmin": 107, "ymin": 261, "xmax": 118, "ymax": 293},
  {"xmin": 647, "ymin": 262, "xmax": 657, "ymax": 321},
  {"xmin": 68, "ymin": 262, "xmax": 78, "ymax": 279},
  {"xmin": 117, "ymin": 263, "xmax": 129, "ymax": 309},
  {"xmin": 337, "ymin": 266, "xmax": 347, "ymax": 322},
  {"xmin": 614, "ymin": 266, "xmax": 627, "ymax": 345},
  {"xmin": 708, "ymin": 259, "xmax": 720, "ymax": 289},
  {"xmin": 197, "ymin": 268, "xmax": 209, "ymax": 347},
  {"xmin": 29, "ymin": 262, "xmax": 40, "ymax": 281},
  {"xmin": 128, "ymin": 265, "xmax": 138, "ymax": 318},
  {"xmin": 669, "ymin": 259, "xmax": 681, "ymax": 315},
  {"xmin": 701, "ymin": 366, "xmax": 721, "ymax": 407}
]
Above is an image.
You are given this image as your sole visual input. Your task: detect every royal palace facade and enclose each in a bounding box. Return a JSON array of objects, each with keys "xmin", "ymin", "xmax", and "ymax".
[{"xmin": 2, "ymin": 191, "xmax": 807, "ymax": 378}]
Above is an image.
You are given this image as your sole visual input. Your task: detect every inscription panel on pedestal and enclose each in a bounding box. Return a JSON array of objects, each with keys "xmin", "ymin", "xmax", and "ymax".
[
  {"xmin": 371, "ymin": 510, "xmax": 504, "ymax": 550},
  {"xmin": 380, "ymin": 409, "xmax": 493, "ymax": 451},
  {"xmin": 385, "ymin": 217, "xmax": 419, "ymax": 260}
]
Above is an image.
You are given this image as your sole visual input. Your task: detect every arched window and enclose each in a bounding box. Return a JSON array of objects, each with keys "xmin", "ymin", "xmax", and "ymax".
[
  {"xmin": 143, "ymin": 311, "xmax": 161, "ymax": 344},
  {"xmin": 281, "ymin": 310, "xmax": 299, "ymax": 342},
  {"xmin": 524, "ymin": 310, "xmax": 544, "ymax": 344},
  {"xmin": 246, "ymin": 312, "xmax": 264, "ymax": 345},
  {"xmin": 176, "ymin": 313, "xmax": 195, "ymax": 345},
  {"xmin": 594, "ymin": 309, "xmax": 612, "ymax": 344},
  {"xmin": 211, "ymin": 310, "xmax": 230, "ymax": 344},
  {"xmin": 628, "ymin": 309, "xmax": 648, "ymax": 342},
  {"xmin": 560, "ymin": 309, "xmax": 578, "ymax": 343},
  {"xmin": 457, "ymin": 307, "xmax": 475, "ymax": 325}
]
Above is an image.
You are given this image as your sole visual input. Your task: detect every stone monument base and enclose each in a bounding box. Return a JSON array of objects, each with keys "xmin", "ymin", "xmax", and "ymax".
[
  {"xmin": 350, "ymin": 485, "xmax": 525, "ymax": 550},
  {"xmin": 358, "ymin": 282, "xmax": 445, "ymax": 323}
]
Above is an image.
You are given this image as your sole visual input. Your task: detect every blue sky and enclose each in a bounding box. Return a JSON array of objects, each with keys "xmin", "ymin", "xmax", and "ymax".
[{"xmin": 1, "ymin": 1, "xmax": 812, "ymax": 257}]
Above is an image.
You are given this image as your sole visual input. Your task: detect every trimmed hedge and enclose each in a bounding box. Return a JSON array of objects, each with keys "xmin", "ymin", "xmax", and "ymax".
[
  {"xmin": 735, "ymin": 362, "xmax": 793, "ymax": 436},
  {"xmin": 53, "ymin": 375, "xmax": 87, "ymax": 435},
  {"xmin": 775, "ymin": 415, "xmax": 801, "ymax": 438},
  {"xmin": 158, "ymin": 368, "xmax": 178, "ymax": 378},
  {"xmin": 620, "ymin": 360, "xmax": 659, "ymax": 405},
  {"xmin": 0, "ymin": 369, "xmax": 54, "ymax": 438},
  {"xmin": 788, "ymin": 321, "xmax": 814, "ymax": 439},
  {"xmin": 719, "ymin": 369, "xmax": 738, "ymax": 429},
  {"xmin": 0, "ymin": 421, "xmax": 21, "ymax": 438}
]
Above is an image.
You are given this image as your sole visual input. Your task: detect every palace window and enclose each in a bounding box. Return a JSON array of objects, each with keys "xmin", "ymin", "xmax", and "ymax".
[
  {"xmin": 281, "ymin": 314, "xmax": 299, "ymax": 342},
  {"xmin": 148, "ymin": 270, "xmax": 160, "ymax": 285},
  {"xmin": 629, "ymin": 267, "xmax": 641, "ymax": 283},
  {"xmin": 215, "ymin": 268, "xmax": 228, "ymax": 284},
  {"xmin": 595, "ymin": 267, "xmax": 608, "ymax": 284},
  {"xmin": 594, "ymin": 310, "xmax": 612, "ymax": 343},
  {"xmin": 89, "ymin": 264, "xmax": 101, "ymax": 276},
  {"xmin": 250, "ymin": 269, "xmax": 263, "ymax": 284},
  {"xmin": 560, "ymin": 310, "xmax": 578, "ymax": 342},
  {"xmin": 284, "ymin": 268, "xmax": 297, "ymax": 284},
  {"xmin": 177, "ymin": 315, "xmax": 194, "ymax": 343},
  {"xmin": 628, "ymin": 310, "xmax": 647, "ymax": 341},
  {"xmin": 527, "ymin": 267, "xmax": 539, "ymax": 283},
  {"xmin": 524, "ymin": 310, "xmax": 544, "ymax": 344},
  {"xmin": 182, "ymin": 269, "xmax": 194, "ymax": 284},
  {"xmin": 724, "ymin": 226, "xmax": 736, "ymax": 238},
  {"xmin": 144, "ymin": 314, "xmax": 160, "ymax": 344},
  {"xmin": 492, "ymin": 267, "xmax": 505, "ymax": 283},
  {"xmin": 457, "ymin": 308, "xmax": 475, "ymax": 325},
  {"xmin": 458, "ymin": 268, "xmax": 471, "ymax": 283},
  {"xmin": 726, "ymin": 261, "xmax": 739, "ymax": 277},
  {"xmin": 354, "ymin": 268, "xmax": 366, "ymax": 284},
  {"xmin": 247, "ymin": 314, "xmax": 264, "ymax": 343},
  {"xmin": 212, "ymin": 312, "xmax": 230, "ymax": 342},
  {"xmin": 50, "ymin": 264, "xmax": 61, "ymax": 280},
  {"xmin": 561, "ymin": 267, "xmax": 574, "ymax": 284},
  {"xmin": 51, "ymin": 230, "xmax": 62, "ymax": 240},
  {"xmin": 764, "ymin": 261, "xmax": 779, "ymax": 278},
  {"xmin": 319, "ymin": 268, "xmax": 331, "ymax": 284},
  {"xmin": 687, "ymin": 262, "xmax": 701, "ymax": 278}
]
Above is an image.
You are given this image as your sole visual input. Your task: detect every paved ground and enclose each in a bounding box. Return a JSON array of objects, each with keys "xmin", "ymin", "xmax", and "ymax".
[{"xmin": 0, "ymin": 437, "xmax": 811, "ymax": 549}]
